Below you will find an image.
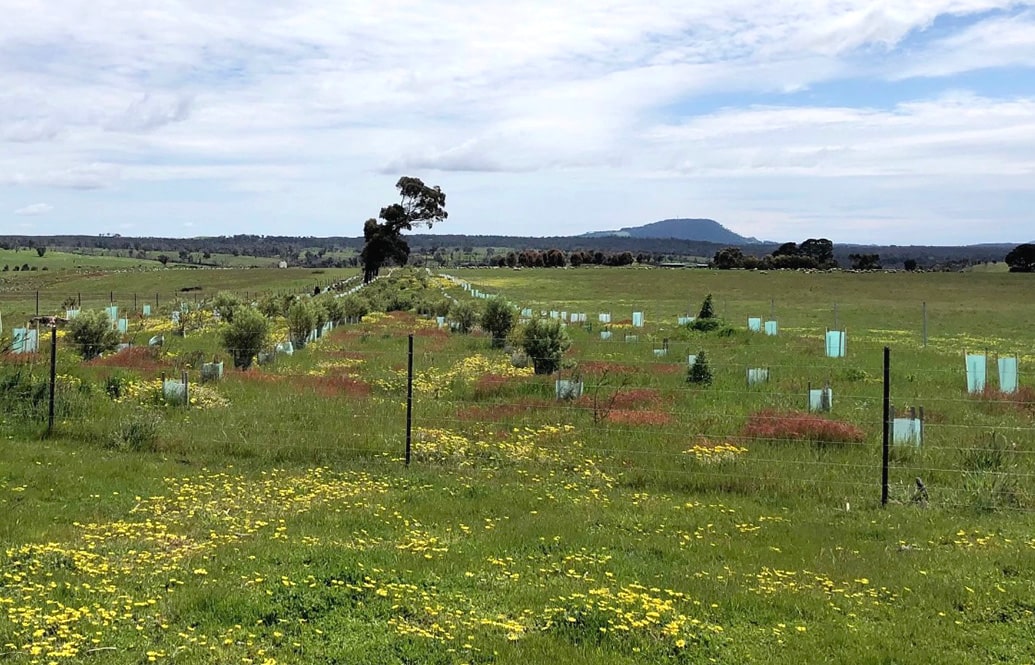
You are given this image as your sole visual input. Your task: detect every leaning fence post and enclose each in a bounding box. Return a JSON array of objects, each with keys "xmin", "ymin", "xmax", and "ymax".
[
  {"xmin": 406, "ymin": 334, "xmax": 414, "ymax": 466},
  {"xmin": 882, "ymin": 347, "xmax": 891, "ymax": 507}
]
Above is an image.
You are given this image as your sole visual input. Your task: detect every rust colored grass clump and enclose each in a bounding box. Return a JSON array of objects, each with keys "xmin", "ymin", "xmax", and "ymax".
[
  {"xmin": 578, "ymin": 388, "xmax": 660, "ymax": 411},
  {"xmin": 741, "ymin": 409, "xmax": 865, "ymax": 445},
  {"xmin": 88, "ymin": 347, "xmax": 170, "ymax": 371},
  {"xmin": 0, "ymin": 352, "xmax": 41, "ymax": 365},
  {"xmin": 472, "ymin": 373, "xmax": 514, "ymax": 400},
  {"xmin": 974, "ymin": 386, "xmax": 1035, "ymax": 416},
  {"xmin": 301, "ymin": 374, "xmax": 372, "ymax": 398}
]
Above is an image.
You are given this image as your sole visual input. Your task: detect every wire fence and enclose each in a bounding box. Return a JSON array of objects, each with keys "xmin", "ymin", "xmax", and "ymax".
[{"xmin": 3, "ymin": 318, "xmax": 1032, "ymax": 515}]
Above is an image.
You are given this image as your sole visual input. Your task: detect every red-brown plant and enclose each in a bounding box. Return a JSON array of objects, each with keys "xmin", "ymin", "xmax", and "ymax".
[{"xmin": 741, "ymin": 409, "xmax": 865, "ymax": 445}]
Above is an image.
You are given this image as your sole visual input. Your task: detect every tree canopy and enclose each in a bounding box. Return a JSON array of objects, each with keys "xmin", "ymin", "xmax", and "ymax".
[
  {"xmin": 1005, "ymin": 244, "xmax": 1035, "ymax": 273},
  {"xmin": 361, "ymin": 177, "xmax": 448, "ymax": 282}
]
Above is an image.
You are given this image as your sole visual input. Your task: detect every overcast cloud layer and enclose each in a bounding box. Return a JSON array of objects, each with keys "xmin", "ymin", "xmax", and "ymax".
[{"xmin": 2, "ymin": 1, "xmax": 1034, "ymax": 243}]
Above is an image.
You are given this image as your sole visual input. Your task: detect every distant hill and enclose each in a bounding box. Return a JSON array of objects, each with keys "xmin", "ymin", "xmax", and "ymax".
[{"xmin": 583, "ymin": 218, "xmax": 761, "ymax": 245}]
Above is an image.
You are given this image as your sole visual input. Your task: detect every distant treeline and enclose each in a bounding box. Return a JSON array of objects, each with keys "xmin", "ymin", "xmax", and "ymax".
[{"xmin": 0, "ymin": 234, "xmax": 1016, "ymax": 271}]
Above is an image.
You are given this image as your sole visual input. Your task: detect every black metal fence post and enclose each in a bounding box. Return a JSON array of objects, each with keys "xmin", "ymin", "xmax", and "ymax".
[
  {"xmin": 406, "ymin": 334, "xmax": 414, "ymax": 466},
  {"xmin": 47, "ymin": 326, "xmax": 57, "ymax": 436},
  {"xmin": 882, "ymin": 346, "xmax": 891, "ymax": 507}
]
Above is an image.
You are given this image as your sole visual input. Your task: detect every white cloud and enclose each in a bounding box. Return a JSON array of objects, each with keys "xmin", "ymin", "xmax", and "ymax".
[
  {"xmin": 14, "ymin": 203, "xmax": 53, "ymax": 216},
  {"xmin": 893, "ymin": 11, "xmax": 1035, "ymax": 78},
  {"xmin": 0, "ymin": 0, "xmax": 1033, "ymax": 242},
  {"xmin": 2, "ymin": 163, "xmax": 120, "ymax": 189},
  {"xmin": 104, "ymin": 94, "xmax": 193, "ymax": 133},
  {"xmin": 643, "ymin": 94, "xmax": 1035, "ymax": 177}
]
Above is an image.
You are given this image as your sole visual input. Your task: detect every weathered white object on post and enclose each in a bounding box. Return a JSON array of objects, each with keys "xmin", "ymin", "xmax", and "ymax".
[
  {"xmin": 163, "ymin": 379, "xmax": 187, "ymax": 404},
  {"xmin": 747, "ymin": 368, "xmax": 769, "ymax": 385},
  {"xmin": 12, "ymin": 328, "xmax": 39, "ymax": 354},
  {"xmin": 555, "ymin": 379, "xmax": 583, "ymax": 400},
  {"xmin": 809, "ymin": 387, "xmax": 833, "ymax": 412},
  {"xmin": 892, "ymin": 408, "xmax": 924, "ymax": 447},
  {"xmin": 201, "ymin": 361, "xmax": 224, "ymax": 382}
]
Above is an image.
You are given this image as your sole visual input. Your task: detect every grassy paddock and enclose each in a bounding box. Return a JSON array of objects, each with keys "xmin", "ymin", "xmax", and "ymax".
[{"xmin": 1, "ymin": 266, "xmax": 1033, "ymax": 664}]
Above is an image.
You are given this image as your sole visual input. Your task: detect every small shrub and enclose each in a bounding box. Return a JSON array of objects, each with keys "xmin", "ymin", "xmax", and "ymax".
[
  {"xmin": 384, "ymin": 290, "xmax": 414, "ymax": 312},
  {"xmin": 176, "ymin": 308, "xmax": 206, "ymax": 337},
  {"xmin": 287, "ymin": 300, "xmax": 319, "ymax": 348},
  {"xmin": 324, "ymin": 298, "xmax": 346, "ymax": 325},
  {"xmin": 698, "ymin": 294, "xmax": 715, "ymax": 319},
  {"xmin": 107, "ymin": 410, "xmax": 162, "ymax": 452},
  {"xmin": 257, "ymin": 294, "xmax": 283, "ymax": 318},
  {"xmin": 340, "ymin": 295, "xmax": 369, "ymax": 323},
  {"xmin": 481, "ymin": 297, "xmax": 516, "ymax": 348},
  {"xmin": 104, "ymin": 373, "xmax": 129, "ymax": 400},
  {"xmin": 212, "ymin": 291, "xmax": 242, "ymax": 323},
  {"xmin": 520, "ymin": 318, "xmax": 570, "ymax": 375},
  {"xmin": 686, "ymin": 351, "xmax": 713, "ymax": 385},
  {"xmin": 221, "ymin": 306, "xmax": 270, "ymax": 369},
  {"xmin": 311, "ymin": 300, "xmax": 329, "ymax": 330},
  {"xmin": 741, "ymin": 409, "xmax": 865, "ymax": 446},
  {"xmin": 67, "ymin": 309, "xmax": 120, "ymax": 360},
  {"xmin": 688, "ymin": 318, "xmax": 722, "ymax": 332},
  {"xmin": 449, "ymin": 300, "xmax": 479, "ymax": 334}
]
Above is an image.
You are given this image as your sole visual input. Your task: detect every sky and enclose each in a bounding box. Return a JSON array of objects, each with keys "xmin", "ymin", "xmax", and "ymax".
[{"xmin": 2, "ymin": 1, "xmax": 1034, "ymax": 245}]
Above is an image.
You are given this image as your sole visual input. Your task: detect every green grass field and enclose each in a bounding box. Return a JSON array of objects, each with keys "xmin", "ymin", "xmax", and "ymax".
[
  {"xmin": 1, "ymin": 265, "xmax": 1033, "ymax": 664},
  {"xmin": 0, "ymin": 248, "xmax": 156, "ymax": 272}
]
